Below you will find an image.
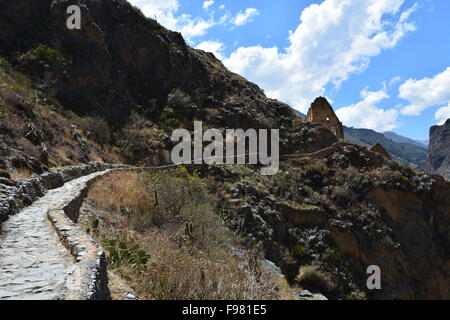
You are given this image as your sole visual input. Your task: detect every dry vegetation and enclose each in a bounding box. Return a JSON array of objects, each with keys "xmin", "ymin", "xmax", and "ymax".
[
  {"xmin": 0, "ymin": 56, "xmax": 119, "ymax": 170},
  {"xmin": 82, "ymin": 168, "xmax": 292, "ymax": 300},
  {"xmin": 9, "ymin": 167, "xmax": 33, "ymax": 180}
]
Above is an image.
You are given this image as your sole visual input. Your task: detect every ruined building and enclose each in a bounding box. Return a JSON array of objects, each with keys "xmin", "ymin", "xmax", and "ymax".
[
  {"xmin": 306, "ymin": 97, "xmax": 344, "ymax": 139},
  {"xmin": 370, "ymin": 143, "xmax": 392, "ymax": 161}
]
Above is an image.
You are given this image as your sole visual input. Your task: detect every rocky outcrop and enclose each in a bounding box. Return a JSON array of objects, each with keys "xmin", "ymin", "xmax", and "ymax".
[
  {"xmin": 211, "ymin": 142, "xmax": 450, "ymax": 299},
  {"xmin": 0, "ymin": 0, "xmax": 294, "ymax": 129},
  {"xmin": 420, "ymin": 119, "xmax": 450, "ymax": 180}
]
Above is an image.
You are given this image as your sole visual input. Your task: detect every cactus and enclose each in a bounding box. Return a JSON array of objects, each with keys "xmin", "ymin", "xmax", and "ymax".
[
  {"xmin": 92, "ymin": 219, "xmax": 100, "ymax": 230},
  {"xmin": 154, "ymin": 189, "xmax": 159, "ymax": 207},
  {"xmin": 185, "ymin": 222, "xmax": 194, "ymax": 239}
]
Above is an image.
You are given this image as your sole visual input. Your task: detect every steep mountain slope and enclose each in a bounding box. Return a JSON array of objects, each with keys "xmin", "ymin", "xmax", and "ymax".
[
  {"xmin": 0, "ymin": 0, "xmax": 337, "ymax": 165},
  {"xmin": 420, "ymin": 119, "xmax": 450, "ymax": 180},
  {"xmin": 344, "ymin": 127, "xmax": 427, "ymax": 167},
  {"xmin": 0, "ymin": 0, "xmax": 293, "ymax": 128},
  {"xmin": 292, "ymin": 109, "xmax": 307, "ymax": 119},
  {"xmin": 383, "ymin": 131, "xmax": 428, "ymax": 148},
  {"xmin": 0, "ymin": 56, "xmax": 117, "ymax": 176},
  {"xmin": 0, "ymin": 0, "xmax": 449, "ymax": 300},
  {"xmin": 209, "ymin": 142, "xmax": 450, "ymax": 299}
]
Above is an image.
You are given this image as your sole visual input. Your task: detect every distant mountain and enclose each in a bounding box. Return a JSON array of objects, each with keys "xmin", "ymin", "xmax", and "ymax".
[
  {"xmin": 292, "ymin": 109, "xmax": 306, "ymax": 119},
  {"xmin": 420, "ymin": 119, "xmax": 450, "ymax": 180},
  {"xmin": 344, "ymin": 126, "xmax": 427, "ymax": 167},
  {"xmin": 417, "ymin": 140, "xmax": 429, "ymax": 147},
  {"xmin": 383, "ymin": 131, "xmax": 428, "ymax": 149}
]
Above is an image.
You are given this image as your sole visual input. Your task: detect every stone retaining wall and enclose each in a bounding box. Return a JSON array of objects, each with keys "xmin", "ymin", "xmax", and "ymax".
[
  {"xmin": 0, "ymin": 163, "xmax": 128, "ymax": 300},
  {"xmin": 0, "ymin": 162, "xmax": 115, "ymax": 223},
  {"xmin": 47, "ymin": 170, "xmax": 112, "ymax": 300},
  {"xmin": 48, "ymin": 168, "xmax": 132, "ymax": 300}
]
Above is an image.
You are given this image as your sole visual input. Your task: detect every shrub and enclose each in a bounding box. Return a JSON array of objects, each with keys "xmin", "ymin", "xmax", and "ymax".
[
  {"xmin": 30, "ymin": 45, "xmax": 68, "ymax": 63},
  {"xmin": 292, "ymin": 244, "xmax": 309, "ymax": 259},
  {"xmin": 84, "ymin": 170, "xmax": 283, "ymax": 300},
  {"xmin": 295, "ymin": 265, "xmax": 333, "ymax": 293},
  {"xmin": 324, "ymin": 247, "xmax": 343, "ymax": 267},
  {"xmin": 78, "ymin": 116, "xmax": 112, "ymax": 146},
  {"xmin": 159, "ymin": 89, "xmax": 197, "ymax": 128},
  {"xmin": 103, "ymin": 236, "xmax": 151, "ymax": 268}
]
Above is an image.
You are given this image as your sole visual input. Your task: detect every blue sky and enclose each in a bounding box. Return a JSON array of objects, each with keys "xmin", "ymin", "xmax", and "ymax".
[{"xmin": 129, "ymin": 0, "xmax": 450, "ymax": 140}]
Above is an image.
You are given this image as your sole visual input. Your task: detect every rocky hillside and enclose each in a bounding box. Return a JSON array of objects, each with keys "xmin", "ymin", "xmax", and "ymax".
[
  {"xmin": 420, "ymin": 119, "xmax": 450, "ymax": 180},
  {"xmin": 0, "ymin": 0, "xmax": 449, "ymax": 300},
  {"xmin": 0, "ymin": 0, "xmax": 337, "ymax": 168},
  {"xmin": 204, "ymin": 142, "xmax": 450, "ymax": 299}
]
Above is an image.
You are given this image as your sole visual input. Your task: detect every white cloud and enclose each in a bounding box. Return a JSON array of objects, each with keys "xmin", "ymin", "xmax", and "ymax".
[
  {"xmin": 233, "ymin": 8, "xmax": 260, "ymax": 26},
  {"xmin": 223, "ymin": 0, "xmax": 417, "ymax": 112},
  {"xmin": 336, "ymin": 87, "xmax": 399, "ymax": 131},
  {"xmin": 203, "ymin": 0, "xmax": 214, "ymax": 11},
  {"xmin": 196, "ymin": 40, "xmax": 225, "ymax": 60},
  {"xmin": 129, "ymin": 0, "xmax": 214, "ymax": 42},
  {"xmin": 435, "ymin": 104, "xmax": 450, "ymax": 125},
  {"xmin": 399, "ymin": 67, "xmax": 450, "ymax": 123},
  {"xmin": 129, "ymin": 1, "xmax": 262, "ymax": 42},
  {"xmin": 389, "ymin": 76, "xmax": 401, "ymax": 86}
]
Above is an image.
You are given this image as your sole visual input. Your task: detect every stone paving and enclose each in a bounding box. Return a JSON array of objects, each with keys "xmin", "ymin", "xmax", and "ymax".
[{"xmin": 0, "ymin": 172, "xmax": 105, "ymax": 300}]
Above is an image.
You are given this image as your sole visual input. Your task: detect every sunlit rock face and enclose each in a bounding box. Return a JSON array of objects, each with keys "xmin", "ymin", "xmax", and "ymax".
[{"xmin": 420, "ymin": 119, "xmax": 450, "ymax": 180}]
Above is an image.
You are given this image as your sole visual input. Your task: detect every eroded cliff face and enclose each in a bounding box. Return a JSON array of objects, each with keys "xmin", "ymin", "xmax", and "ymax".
[
  {"xmin": 0, "ymin": 0, "xmax": 292, "ymax": 127},
  {"xmin": 421, "ymin": 119, "xmax": 450, "ymax": 180},
  {"xmin": 363, "ymin": 181, "xmax": 450, "ymax": 299},
  {"xmin": 1, "ymin": 0, "xmax": 449, "ymax": 300},
  {"xmin": 209, "ymin": 143, "xmax": 450, "ymax": 299},
  {"xmin": 0, "ymin": 0, "xmax": 337, "ymax": 165}
]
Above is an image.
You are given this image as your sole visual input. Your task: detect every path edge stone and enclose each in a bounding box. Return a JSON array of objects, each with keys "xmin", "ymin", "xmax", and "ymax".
[
  {"xmin": 47, "ymin": 168, "xmax": 131, "ymax": 300},
  {"xmin": 1, "ymin": 162, "xmax": 117, "ymax": 224}
]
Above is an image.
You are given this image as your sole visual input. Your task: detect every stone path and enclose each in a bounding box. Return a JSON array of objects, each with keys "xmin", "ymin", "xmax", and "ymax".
[{"xmin": 0, "ymin": 172, "xmax": 105, "ymax": 300}]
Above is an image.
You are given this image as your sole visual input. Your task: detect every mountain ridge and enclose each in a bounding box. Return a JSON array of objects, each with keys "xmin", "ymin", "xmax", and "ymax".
[
  {"xmin": 383, "ymin": 131, "xmax": 428, "ymax": 148},
  {"xmin": 0, "ymin": 0, "xmax": 449, "ymax": 300},
  {"xmin": 343, "ymin": 126, "xmax": 427, "ymax": 167}
]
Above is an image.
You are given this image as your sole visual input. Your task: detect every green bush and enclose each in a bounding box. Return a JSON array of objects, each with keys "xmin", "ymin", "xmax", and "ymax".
[
  {"xmin": 159, "ymin": 89, "xmax": 197, "ymax": 128},
  {"xmin": 292, "ymin": 244, "xmax": 309, "ymax": 259},
  {"xmin": 296, "ymin": 265, "xmax": 333, "ymax": 293},
  {"xmin": 103, "ymin": 236, "xmax": 151, "ymax": 268},
  {"xmin": 31, "ymin": 45, "xmax": 68, "ymax": 63},
  {"xmin": 324, "ymin": 247, "xmax": 343, "ymax": 267}
]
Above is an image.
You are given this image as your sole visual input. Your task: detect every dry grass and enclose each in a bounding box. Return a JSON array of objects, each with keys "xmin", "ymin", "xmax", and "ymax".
[
  {"xmin": 10, "ymin": 167, "xmax": 33, "ymax": 180},
  {"xmin": 84, "ymin": 169, "xmax": 286, "ymax": 300},
  {"xmin": 114, "ymin": 230, "xmax": 276, "ymax": 300}
]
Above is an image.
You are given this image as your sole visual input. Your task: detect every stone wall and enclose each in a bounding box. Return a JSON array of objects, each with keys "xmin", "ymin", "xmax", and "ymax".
[
  {"xmin": 0, "ymin": 163, "xmax": 128, "ymax": 300},
  {"xmin": 0, "ymin": 163, "xmax": 119, "ymax": 224},
  {"xmin": 48, "ymin": 168, "xmax": 133, "ymax": 300},
  {"xmin": 47, "ymin": 170, "xmax": 113, "ymax": 300}
]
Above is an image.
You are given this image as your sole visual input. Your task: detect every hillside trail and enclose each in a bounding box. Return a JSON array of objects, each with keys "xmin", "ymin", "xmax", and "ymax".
[
  {"xmin": 0, "ymin": 171, "xmax": 106, "ymax": 300},
  {"xmin": 0, "ymin": 145, "xmax": 338, "ymax": 300}
]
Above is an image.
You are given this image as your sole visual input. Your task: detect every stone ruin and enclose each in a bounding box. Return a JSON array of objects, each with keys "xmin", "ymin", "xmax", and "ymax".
[
  {"xmin": 306, "ymin": 97, "xmax": 344, "ymax": 139},
  {"xmin": 369, "ymin": 143, "xmax": 392, "ymax": 161}
]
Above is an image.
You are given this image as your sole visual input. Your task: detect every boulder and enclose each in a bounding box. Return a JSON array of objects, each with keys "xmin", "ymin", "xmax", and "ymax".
[
  {"xmin": 0, "ymin": 169, "xmax": 11, "ymax": 179},
  {"xmin": 0, "ymin": 177, "xmax": 17, "ymax": 187}
]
